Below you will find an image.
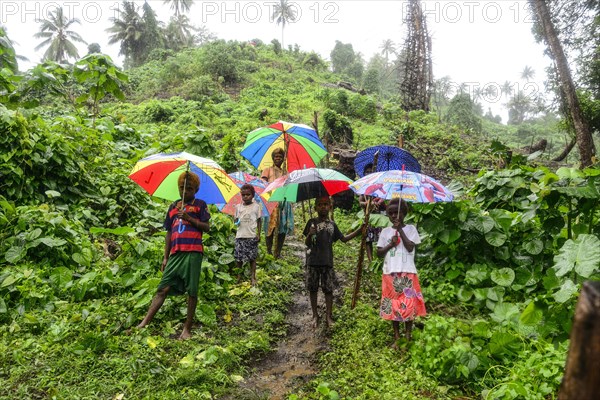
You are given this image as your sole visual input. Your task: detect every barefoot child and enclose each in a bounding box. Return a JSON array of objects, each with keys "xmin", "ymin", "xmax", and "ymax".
[
  {"xmin": 304, "ymin": 196, "xmax": 363, "ymax": 328},
  {"xmin": 234, "ymin": 184, "xmax": 262, "ymax": 286},
  {"xmin": 137, "ymin": 171, "xmax": 210, "ymax": 339},
  {"xmin": 376, "ymin": 198, "xmax": 426, "ymax": 348}
]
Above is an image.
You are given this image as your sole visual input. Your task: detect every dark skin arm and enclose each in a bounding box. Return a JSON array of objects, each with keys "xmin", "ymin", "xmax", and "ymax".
[
  {"xmin": 256, "ymin": 218, "xmax": 262, "ymax": 241},
  {"xmin": 305, "ymin": 224, "xmax": 363, "ymax": 245},
  {"xmin": 339, "ymin": 225, "xmax": 364, "ymax": 243},
  {"xmin": 177, "ymin": 210, "xmax": 210, "ymax": 232}
]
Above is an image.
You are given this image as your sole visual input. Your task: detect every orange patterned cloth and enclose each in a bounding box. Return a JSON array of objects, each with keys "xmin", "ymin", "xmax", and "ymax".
[{"xmin": 380, "ymin": 272, "xmax": 426, "ymax": 321}]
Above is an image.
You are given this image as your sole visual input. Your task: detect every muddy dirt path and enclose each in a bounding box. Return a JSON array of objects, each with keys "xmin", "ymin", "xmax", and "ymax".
[{"xmin": 233, "ymin": 239, "xmax": 332, "ymax": 400}]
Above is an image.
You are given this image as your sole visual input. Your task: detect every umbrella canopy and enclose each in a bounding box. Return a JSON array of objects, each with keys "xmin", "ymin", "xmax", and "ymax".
[
  {"xmin": 354, "ymin": 145, "xmax": 421, "ymax": 177},
  {"xmin": 240, "ymin": 121, "xmax": 327, "ymax": 173},
  {"xmin": 349, "ymin": 170, "xmax": 454, "ymax": 203},
  {"xmin": 264, "ymin": 168, "xmax": 353, "ymax": 202},
  {"xmin": 216, "ymin": 172, "xmax": 277, "ymax": 216},
  {"xmin": 129, "ymin": 152, "xmax": 240, "ymax": 204}
]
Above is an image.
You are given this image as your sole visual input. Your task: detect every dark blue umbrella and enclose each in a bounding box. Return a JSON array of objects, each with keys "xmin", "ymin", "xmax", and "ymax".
[{"xmin": 354, "ymin": 145, "xmax": 421, "ymax": 177}]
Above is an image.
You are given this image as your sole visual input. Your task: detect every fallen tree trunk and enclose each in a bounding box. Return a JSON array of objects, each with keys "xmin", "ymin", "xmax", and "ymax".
[{"xmin": 552, "ymin": 137, "xmax": 576, "ymax": 162}]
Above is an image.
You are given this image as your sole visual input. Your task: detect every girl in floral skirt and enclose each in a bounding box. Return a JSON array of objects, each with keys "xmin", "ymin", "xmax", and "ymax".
[{"xmin": 376, "ymin": 198, "xmax": 426, "ymax": 349}]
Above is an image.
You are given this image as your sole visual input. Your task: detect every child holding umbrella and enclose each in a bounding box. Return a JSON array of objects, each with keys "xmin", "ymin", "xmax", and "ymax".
[
  {"xmin": 137, "ymin": 171, "xmax": 210, "ymax": 339},
  {"xmin": 376, "ymin": 198, "xmax": 426, "ymax": 349},
  {"xmin": 304, "ymin": 196, "xmax": 363, "ymax": 328}
]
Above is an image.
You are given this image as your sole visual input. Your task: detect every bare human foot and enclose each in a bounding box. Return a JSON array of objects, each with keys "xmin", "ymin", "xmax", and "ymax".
[
  {"xmin": 389, "ymin": 341, "xmax": 399, "ymax": 351},
  {"xmin": 311, "ymin": 317, "xmax": 319, "ymax": 328},
  {"xmin": 325, "ymin": 317, "xmax": 335, "ymax": 328}
]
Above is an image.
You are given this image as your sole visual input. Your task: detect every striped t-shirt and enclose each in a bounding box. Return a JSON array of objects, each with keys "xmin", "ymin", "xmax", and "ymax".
[{"xmin": 164, "ymin": 199, "xmax": 210, "ymax": 254}]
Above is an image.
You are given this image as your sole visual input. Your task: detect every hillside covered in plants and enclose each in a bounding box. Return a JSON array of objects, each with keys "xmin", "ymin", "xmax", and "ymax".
[{"xmin": 2, "ymin": 1, "xmax": 600, "ymax": 399}]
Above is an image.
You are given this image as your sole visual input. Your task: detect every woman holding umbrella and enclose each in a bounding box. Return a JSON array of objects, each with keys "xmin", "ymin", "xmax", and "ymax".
[{"xmin": 261, "ymin": 148, "xmax": 294, "ymax": 258}]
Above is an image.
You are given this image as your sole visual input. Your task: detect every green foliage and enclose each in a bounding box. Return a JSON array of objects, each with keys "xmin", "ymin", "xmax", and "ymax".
[
  {"xmin": 322, "ymin": 110, "xmax": 352, "ymax": 144},
  {"xmin": 74, "ymin": 54, "xmax": 128, "ymax": 120},
  {"xmin": 445, "ymin": 92, "xmax": 483, "ymax": 134}
]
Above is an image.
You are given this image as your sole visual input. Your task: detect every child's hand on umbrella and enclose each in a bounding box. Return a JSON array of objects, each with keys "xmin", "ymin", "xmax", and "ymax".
[
  {"xmin": 390, "ymin": 232, "xmax": 401, "ymax": 247},
  {"xmin": 178, "ymin": 210, "xmax": 191, "ymax": 221}
]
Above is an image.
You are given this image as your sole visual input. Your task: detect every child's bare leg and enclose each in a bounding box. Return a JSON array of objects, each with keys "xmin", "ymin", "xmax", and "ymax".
[
  {"xmin": 250, "ymin": 259, "xmax": 257, "ymax": 286},
  {"xmin": 266, "ymin": 234, "xmax": 273, "ymax": 255},
  {"xmin": 236, "ymin": 260, "xmax": 243, "ymax": 282},
  {"xmin": 180, "ymin": 295, "xmax": 198, "ymax": 340},
  {"xmin": 137, "ymin": 287, "xmax": 170, "ymax": 328},
  {"xmin": 390, "ymin": 321, "xmax": 401, "ymax": 349},
  {"xmin": 324, "ymin": 292, "xmax": 334, "ymax": 327},
  {"xmin": 309, "ymin": 291, "xmax": 319, "ymax": 327},
  {"xmin": 405, "ymin": 321, "xmax": 413, "ymax": 342},
  {"xmin": 366, "ymin": 243, "xmax": 373, "ymax": 262},
  {"xmin": 274, "ymin": 233, "xmax": 286, "ymax": 259}
]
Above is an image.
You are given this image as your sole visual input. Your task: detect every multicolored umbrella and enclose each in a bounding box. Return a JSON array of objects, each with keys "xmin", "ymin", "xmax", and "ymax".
[
  {"xmin": 349, "ymin": 170, "xmax": 454, "ymax": 203},
  {"xmin": 216, "ymin": 172, "xmax": 277, "ymax": 216},
  {"xmin": 264, "ymin": 168, "xmax": 353, "ymax": 203},
  {"xmin": 129, "ymin": 152, "xmax": 239, "ymax": 204},
  {"xmin": 240, "ymin": 121, "xmax": 327, "ymax": 173},
  {"xmin": 354, "ymin": 145, "xmax": 421, "ymax": 177}
]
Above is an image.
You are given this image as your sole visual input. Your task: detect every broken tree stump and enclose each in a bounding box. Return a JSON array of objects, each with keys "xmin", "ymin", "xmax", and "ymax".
[{"xmin": 558, "ymin": 281, "xmax": 600, "ymax": 399}]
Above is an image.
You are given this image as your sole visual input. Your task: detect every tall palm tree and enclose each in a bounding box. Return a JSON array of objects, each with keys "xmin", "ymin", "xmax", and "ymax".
[
  {"xmin": 520, "ymin": 65, "xmax": 535, "ymax": 82},
  {"xmin": 380, "ymin": 39, "xmax": 396, "ymax": 64},
  {"xmin": 106, "ymin": 1, "xmax": 145, "ymax": 68},
  {"xmin": 501, "ymin": 80, "xmax": 513, "ymax": 99},
  {"xmin": 165, "ymin": 14, "xmax": 196, "ymax": 51},
  {"xmin": 34, "ymin": 7, "xmax": 86, "ymax": 63},
  {"xmin": 272, "ymin": 0, "xmax": 297, "ymax": 49},
  {"xmin": 163, "ymin": 0, "xmax": 194, "ymax": 17},
  {"xmin": 0, "ymin": 26, "xmax": 18, "ymax": 72}
]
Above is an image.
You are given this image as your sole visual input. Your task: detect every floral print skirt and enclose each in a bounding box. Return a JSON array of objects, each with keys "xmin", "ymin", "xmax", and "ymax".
[{"xmin": 380, "ymin": 272, "xmax": 427, "ymax": 322}]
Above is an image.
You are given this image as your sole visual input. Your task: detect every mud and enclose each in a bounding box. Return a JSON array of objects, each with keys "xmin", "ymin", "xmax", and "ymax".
[{"xmin": 231, "ymin": 240, "xmax": 332, "ymax": 400}]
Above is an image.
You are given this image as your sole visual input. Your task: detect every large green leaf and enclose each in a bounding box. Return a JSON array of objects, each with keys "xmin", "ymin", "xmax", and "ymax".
[
  {"xmin": 489, "ymin": 331, "xmax": 520, "ymax": 355},
  {"xmin": 472, "ymin": 215, "xmax": 495, "ymax": 233},
  {"xmin": 90, "ymin": 226, "xmax": 135, "ymax": 235},
  {"xmin": 485, "ymin": 231, "xmax": 507, "ymax": 247},
  {"xmin": 553, "ymin": 234, "xmax": 600, "ymax": 278},
  {"xmin": 491, "ymin": 268, "xmax": 515, "ymax": 287},
  {"xmin": 553, "ymin": 279, "xmax": 578, "ymax": 303},
  {"xmin": 491, "ymin": 302, "xmax": 519, "ymax": 323},
  {"xmin": 520, "ymin": 301, "xmax": 543, "ymax": 326},
  {"xmin": 49, "ymin": 267, "xmax": 73, "ymax": 289},
  {"xmin": 39, "ymin": 237, "xmax": 68, "ymax": 248},
  {"xmin": 523, "ymin": 239, "xmax": 543, "ymax": 255},
  {"xmin": 218, "ymin": 253, "xmax": 235, "ymax": 265},
  {"xmin": 439, "ymin": 229, "xmax": 461, "ymax": 244},
  {"xmin": 5, "ymin": 246, "xmax": 24, "ymax": 263}
]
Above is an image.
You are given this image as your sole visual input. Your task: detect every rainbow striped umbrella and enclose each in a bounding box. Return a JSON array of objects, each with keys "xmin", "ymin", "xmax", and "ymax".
[
  {"xmin": 129, "ymin": 152, "xmax": 239, "ymax": 204},
  {"xmin": 240, "ymin": 121, "xmax": 327, "ymax": 173}
]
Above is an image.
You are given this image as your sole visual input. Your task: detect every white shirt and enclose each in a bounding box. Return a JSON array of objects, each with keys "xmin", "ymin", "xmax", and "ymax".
[
  {"xmin": 377, "ymin": 225, "xmax": 421, "ymax": 274},
  {"xmin": 235, "ymin": 201, "xmax": 262, "ymax": 238}
]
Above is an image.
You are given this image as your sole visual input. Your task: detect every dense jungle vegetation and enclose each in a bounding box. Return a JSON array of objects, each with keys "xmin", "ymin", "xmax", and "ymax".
[{"xmin": 1, "ymin": 1, "xmax": 600, "ymax": 398}]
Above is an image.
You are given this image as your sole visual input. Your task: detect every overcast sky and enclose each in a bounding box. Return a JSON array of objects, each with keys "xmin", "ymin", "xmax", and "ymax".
[{"xmin": 1, "ymin": 0, "xmax": 552, "ymax": 122}]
